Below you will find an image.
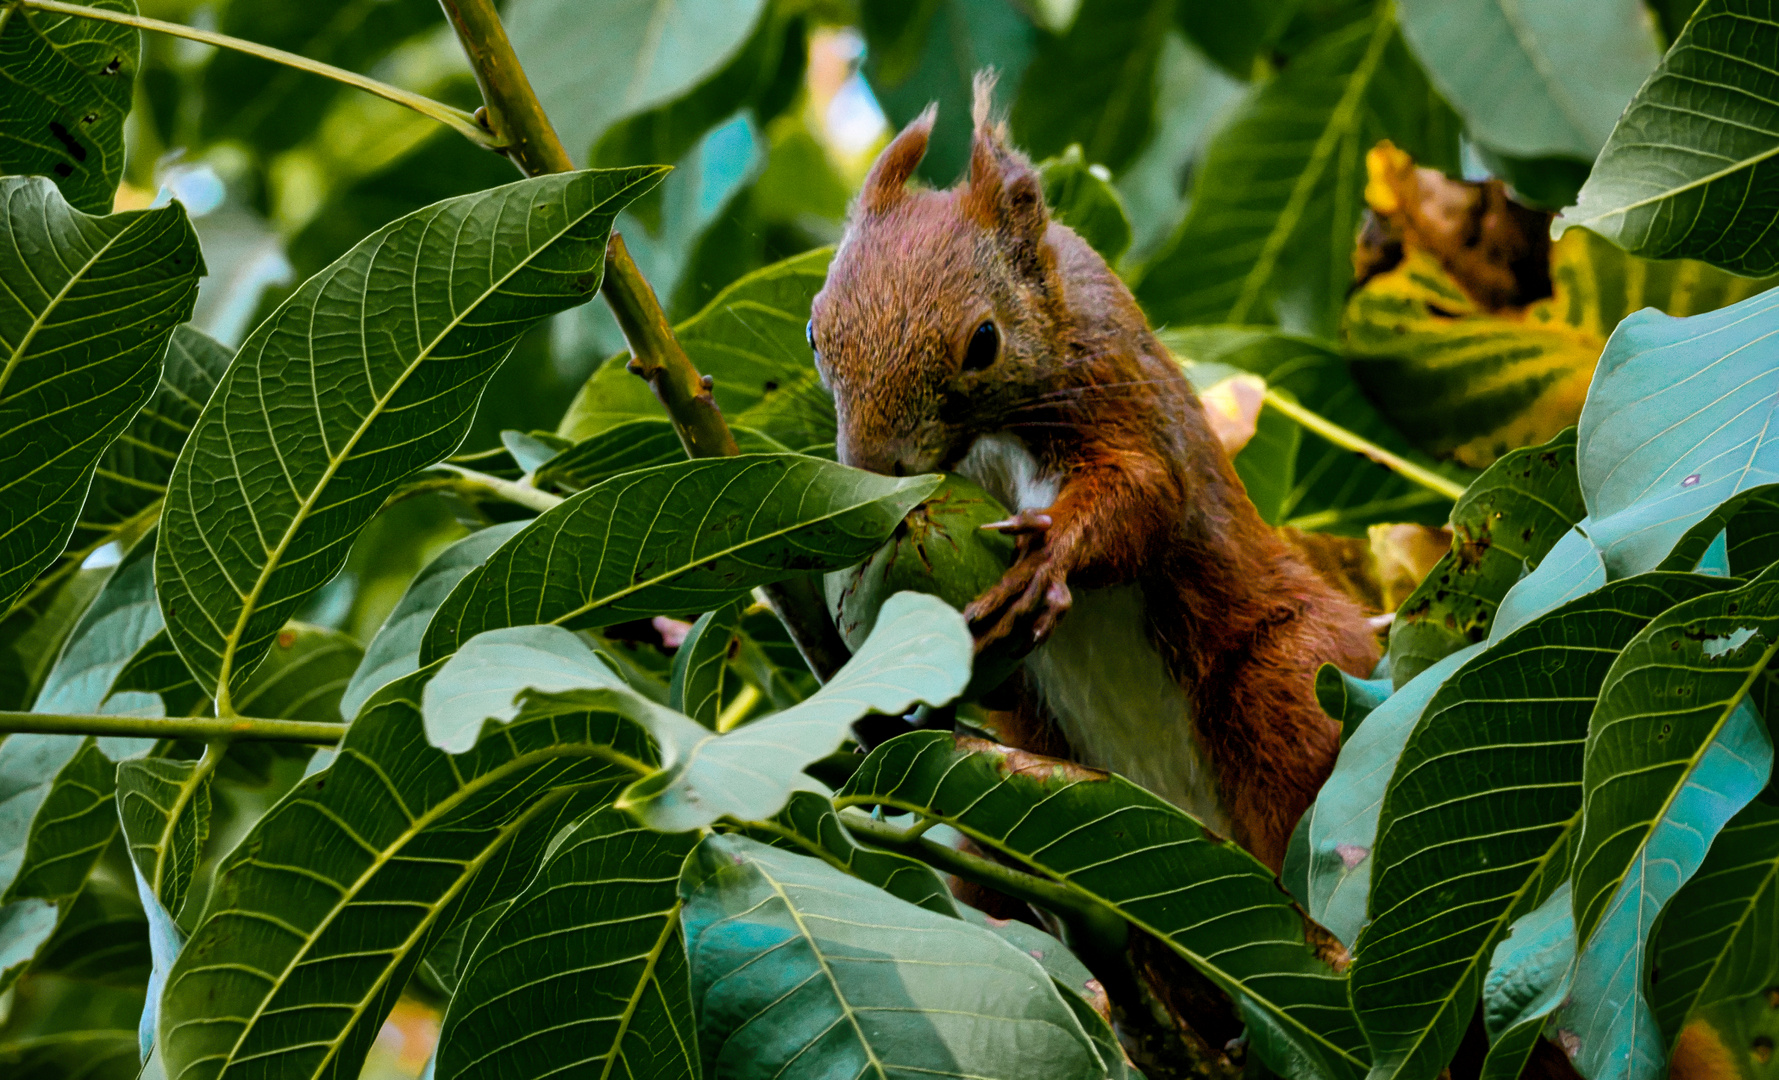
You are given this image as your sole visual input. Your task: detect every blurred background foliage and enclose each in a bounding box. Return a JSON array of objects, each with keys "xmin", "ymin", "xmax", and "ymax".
[{"xmin": 25, "ymin": 1, "xmax": 1779, "ymax": 1074}]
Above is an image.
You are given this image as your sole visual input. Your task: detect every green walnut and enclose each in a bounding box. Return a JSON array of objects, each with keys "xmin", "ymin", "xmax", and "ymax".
[{"xmin": 825, "ymin": 474, "xmax": 1024, "ymax": 697}]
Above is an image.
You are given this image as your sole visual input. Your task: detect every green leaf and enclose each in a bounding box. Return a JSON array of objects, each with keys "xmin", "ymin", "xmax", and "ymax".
[
  {"xmin": 1134, "ymin": 13, "xmax": 1453, "ymax": 337},
  {"xmin": 738, "ymin": 790, "xmax": 960, "ymax": 917},
  {"xmin": 1164, "ymin": 327, "xmax": 1464, "ymax": 534},
  {"xmin": 62, "ymin": 327, "xmax": 230, "ymax": 577},
  {"xmin": 115, "ymin": 757, "xmax": 211, "ymax": 920},
  {"xmin": 157, "ymin": 666, "xmax": 659, "ymax": 1080},
  {"xmin": 0, "ymin": 566, "xmax": 105, "ymax": 711},
  {"xmin": 1037, "ymin": 147, "xmax": 1134, "ymax": 264},
  {"xmin": 622, "ymin": 592, "xmax": 972, "ymax": 831},
  {"xmin": 508, "ymin": 0, "xmax": 768, "ymax": 162},
  {"xmin": 0, "ymin": 969, "xmax": 144, "ymax": 1080},
  {"xmin": 860, "ymin": 0, "xmax": 1037, "ymax": 185},
  {"xmin": 110, "ymin": 629, "xmax": 205, "ymax": 719},
  {"xmin": 1174, "ymin": 0, "xmax": 1298, "ymax": 78},
  {"xmin": 418, "ymin": 455, "xmax": 940, "ymax": 662},
  {"xmin": 1314, "ymin": 664, "xmax": 1391, "ymax": 745},
  {"xmin": 1011, "ymin": 0, "xmax": 1173, "ymax": 175},
  {"xmin": 1564, "ymin": 0, "xmax": 1779, "ymax": 274},
  {"xmin": 421, "ymin": 624, "xmax": 628, "ymax": 752},
  {"xmin": 0, "ymin": 0, "xmax": 136, "ymax": 214},
  {"xmin": 1571, "ymin": 575, "xmax": 1779, "ymax": 948},
  {"xmin": 198, "ymin": 0, "xmax": 442, "ymax": 155},
  {"xmin": 434, "ymin": 805, "xmax": 698, "ymax": 1080},
  {"xmin": 1649, "ymin": 799, "xmax": 1779, "ymax": 1040},
  {"xmin": 842, "ymin": 731, "xmax": 1369, "ymax": 1080},
  {"xmin": 0, "ymin": 735, "xmax": 123, "ymax": 952},
  {"xmin": 340, "ymin": 522, "xmax": 527, "ymax": 720},
  {"xmin": 34, "ymin": 532, "xmax": 161, "ymax": 718},
  {"xmin": 537, "ymin": 418, "xmax": 786, "ymax": 495},
  {"xmin": 559, "ymin": 248, "xmax": 836, "ymax": 450},
  {"xmin": 1387, "ymin": 429, "xmax": 1587, "ymax": 687},
  {"xmin": 1396, "ymin": 0, "xmax": 1659, "ymax": 159},
  {"xmin": 0, "ymin": 178, "xmax": 202, "ymax": 616},
  {"xmin": 1350, "ymin": 573, "xmax": 1731, "ymax": 1080},
  {"xmin": 1478, "ymin": 884, "xmax": 1574, "ymax": 1080},
  {"xmin": 154, "ymin": 167, "xmax": 664, "ymax": 706},
  {"xmin": 1576, "ymin": 290, "xmax": 1779, "ymax": 577},
  {"xmin": 669, "ymin": 601, "xmax": 747, "ymax": 729},
  {"xmin": 680, "ymin": 833, "xmax": 1111, "ymax": 1080},
  {"xmin": 0, "ymin": 897, "xmax": 56, "ymax": 994},
  {"xmin": 1556, "ymin": 693, "xmax": 1771, "ymax": 1080}
]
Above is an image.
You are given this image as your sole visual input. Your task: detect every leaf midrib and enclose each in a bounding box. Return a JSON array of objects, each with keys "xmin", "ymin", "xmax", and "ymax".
[
  {"xmin": 174, "ymin": 736, "xmax": 651, "ymax": 1080},
  {"xmin": 208, "ymin": 173, "xmax": 653, "ymax": 704},
  {"xmin": 0, "ymin": 205, "xmax": 134, "ymax": 403}
]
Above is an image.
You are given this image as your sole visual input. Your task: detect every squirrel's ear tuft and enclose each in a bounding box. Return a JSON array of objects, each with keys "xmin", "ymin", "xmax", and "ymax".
[
  {"xmin": 860, "ymin": 105, "xmax": 935, "ymax": 215},
  {"xmin": 964, "ymin": 70, "xmax": 1047, "ymax": 254}
]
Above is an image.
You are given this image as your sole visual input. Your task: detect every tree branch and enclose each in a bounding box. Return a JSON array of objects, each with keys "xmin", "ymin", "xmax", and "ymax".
[
  {"xmin": 0, "ymin": 710, "xmax": 346, "ymax": 743},
  {"xmin": 436, "ymin": 0, "xmax": 851, "ymax": 680},
  {"xmin": 19, "ymin": 0, "xmax": 495, "ymax": 150}
]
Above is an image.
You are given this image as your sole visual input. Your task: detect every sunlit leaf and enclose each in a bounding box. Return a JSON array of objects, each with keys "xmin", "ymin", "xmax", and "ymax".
[
  {"xmin": 680, "ymin": 833, "xmax": 1111, "ymax": 1079},
  {"xmin": 418, "ymin": 455, "xmax": 939, "ymax": 662},
  {"xmin": 434, "ymin": 806, "xmax": 698, "ymax": 1080},
  {"xmin": 0, "ymin": 178, "xmax": 201, "ymax": 616},
  {"xmin": 154, "ymin": 167, "xmax": 663, "ymax": 705},
  {"xmin": 0, "ymin": 0, "xmax": 136, "ymax": 213}
]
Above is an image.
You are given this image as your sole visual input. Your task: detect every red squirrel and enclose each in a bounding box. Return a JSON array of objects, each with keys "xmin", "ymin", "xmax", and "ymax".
[{"xmin": 807, "ymin": 79, "xmax": 1379, "ymax": 871}]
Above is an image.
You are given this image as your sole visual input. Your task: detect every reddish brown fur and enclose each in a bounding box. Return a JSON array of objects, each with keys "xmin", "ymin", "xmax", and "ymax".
[{"xmin": 809, "ymin": 78, "xmax": 1378, "ymax": 871}]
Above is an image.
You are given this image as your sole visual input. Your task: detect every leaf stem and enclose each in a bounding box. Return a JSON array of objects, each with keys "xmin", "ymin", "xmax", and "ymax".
[
  {"xmin": 1262, "ymin": 388, "xmax": 1467, "ymax": 501},
  {"xmin": 0, "ymin": 710, "xmax": 346, "ymax": 743},
  {"xmin": 431, "ymin": 462, "xmax": 562, "ymax": 513},
  {"xmin": 16, "ymin": 0, "xmax": 497, "ymax": 151},
  {"xmin": 436, "ymin": 0, "xmax": 852, "ymax": 681}
]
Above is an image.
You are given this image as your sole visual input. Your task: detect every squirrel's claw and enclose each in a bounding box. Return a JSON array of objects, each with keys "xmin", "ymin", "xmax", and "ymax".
[
  {"xmin": 966, "ymin": 556, "xmax": 1072, "ymax": 650},
  {"xmin": 980, "ymin": 510, "xmax": 1053, "ymax": 535}
]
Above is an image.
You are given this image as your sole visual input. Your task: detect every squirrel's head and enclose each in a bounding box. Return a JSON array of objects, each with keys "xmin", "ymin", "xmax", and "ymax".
[{"xmin": 809, "ymin": 73, "xmax": 1072, "ymax": 476}]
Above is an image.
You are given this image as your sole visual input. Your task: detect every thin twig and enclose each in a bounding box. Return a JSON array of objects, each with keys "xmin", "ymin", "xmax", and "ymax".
[
  {"xmin": 0, "ymin": 710, "xmax": 346, "ymax": 743},
  {"xmin": 1262, "ymin": 388, "xmax": 1467, "ymax": 501},
  {"xmin": 431, "ymin": 462, "xmax": 562, "ymax": 513},
  {"xmin": 19, "ymin": 0, "xmax": 496, "ymax": 150}
]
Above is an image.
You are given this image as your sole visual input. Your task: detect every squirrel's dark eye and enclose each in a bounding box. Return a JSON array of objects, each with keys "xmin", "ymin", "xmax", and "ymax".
[
  {"xmin": 963, "ymin": 320, "xmax": 998, "ymax": 371},
  {"xmin": 806, "ymin": 319, "xmax": 817, "ymax": 353}
]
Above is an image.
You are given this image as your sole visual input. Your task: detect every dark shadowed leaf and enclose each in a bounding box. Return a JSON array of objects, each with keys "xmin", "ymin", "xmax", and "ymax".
[
  {"xmin": 1038, "ymin": 147, "xmax": 1134, "ymax": 263},
  {"xmin": 737, "ymin": 790, "xmax": 959, "ymax": 917},
  {"xmin": 1174, "ymin": 0, "xmax": 1298, "ymax": 78},
  {"xmin": 860, "ymin": 0, "xmax": 1037, "ymax": 185},
  {"xmin": 116, "ymin": 757, "xmax": 210, "ymax": 920},
  {"xmin": 559, "ymin": 248, "xmax": 837, "ymax": 450},
  {"xmin": 1351, "ymin": 573, "xmax": 1730, "ymax": 1080},
  {"xmin": 434, "ymin": 806, "xmax": 698, "ymax": 1080},
  {"xmin": 1648, "ymin": 799, "xmax": 1779, "ymax": 1040},
  {"xmin": 157, "ymin": 667, "xmax": 659, "ymax": 1080},
  {"xmin": 340, "ymin": 522, "xmax": 528, "ymax": 720},
  {"xmin": 1388, "ymin": 430, "xmax": 1587, "ymax": 687},
  {"xmin": 154, "ymin": 167, "xmax": 663, "ymax": 707},
  {"xmin": 418, "ymin": 455, "xmax": 939, "ymax": 662},
  {"xmin": 198, "ymin": 0, "xmax": 441, "ymax": 155},
  {"xmin": 537, "ymin": 419, "xmax": 786, "ymax": 495},
  {"xmin": 1011, "ymin": 0, "xmax": 1172, "ymax": 175},
  {"xmin": 842, "ymin": 731, "xmax": 1368, "ymax": 1080},
  {"xmin": 669, "ymin": 602, "xmax": 747, "ymax": 729},
  {"xmin": 34, "ymin": 532, "xmax": 160, "ymax": 716},
  {"xmin": 0, "ymin": 0, "xmax": 136, "ymax": 214},
  {"xmin": 1564, "ymin": 0, "xmax": 1779, "ymax": 274},
  {"xmin": 680, "ymin": 834, "xmax": 1111, "ymax": 1079},
  {"xmin": 0, "ymin": 178, "xmax": 201, "ymax": 615}
]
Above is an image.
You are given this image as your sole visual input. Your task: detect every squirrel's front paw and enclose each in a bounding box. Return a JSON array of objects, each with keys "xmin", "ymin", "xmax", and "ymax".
[{"xmin": 965, "ymin": 554, "xmax": 1073, "ymax": 649}]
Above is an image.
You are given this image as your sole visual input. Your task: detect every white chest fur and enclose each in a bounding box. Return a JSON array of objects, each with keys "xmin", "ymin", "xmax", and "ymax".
[{"xmin": 955, "ymin": 435, "xmax": 1231, "ymax": 835}]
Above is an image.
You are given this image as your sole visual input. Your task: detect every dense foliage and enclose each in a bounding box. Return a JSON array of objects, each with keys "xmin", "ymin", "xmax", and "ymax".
[{"xmin": 2, "ymin": 2, "xmax": 1778, "ymax": 1080}]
